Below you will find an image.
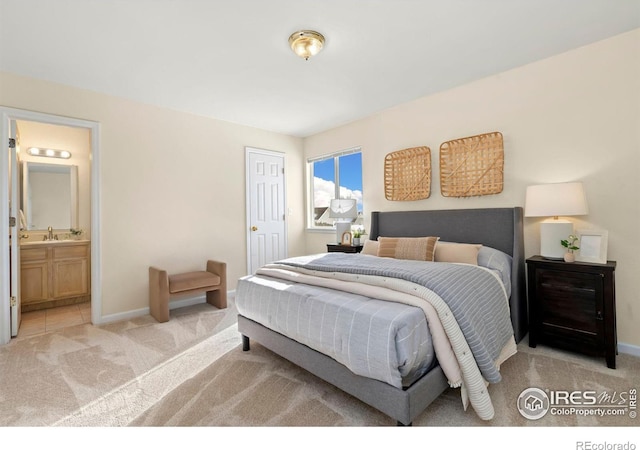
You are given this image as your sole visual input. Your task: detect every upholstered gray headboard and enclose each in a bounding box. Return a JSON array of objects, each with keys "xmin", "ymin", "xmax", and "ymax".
[{"xmin": 369, "ymin": 207, "xmax": 527, "ymax": 343}]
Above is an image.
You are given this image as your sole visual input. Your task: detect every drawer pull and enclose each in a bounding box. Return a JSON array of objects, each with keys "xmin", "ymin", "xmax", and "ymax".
[{"xmin": 596, "ymin": 310, "xmax": 604, "ymax": 320}]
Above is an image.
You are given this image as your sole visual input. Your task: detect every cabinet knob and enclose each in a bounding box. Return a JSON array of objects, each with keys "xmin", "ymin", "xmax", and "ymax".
[{"xmin": 596, "ymin": 310, "xmax": 604, "ymax": 320}]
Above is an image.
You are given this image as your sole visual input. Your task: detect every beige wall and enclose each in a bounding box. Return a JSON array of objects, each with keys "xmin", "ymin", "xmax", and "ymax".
[
  {"xmin": 304, "ymin": 30, "xmax": 640, "ymax": 347},
  {"xmin": 1, "ymin": 72, "xmax": 305, "ymax": 318}
]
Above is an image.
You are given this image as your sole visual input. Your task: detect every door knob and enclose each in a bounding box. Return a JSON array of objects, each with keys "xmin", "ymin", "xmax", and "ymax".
[{"xmin": 251, "ymin": 226, "xmax": 258, "ymax": 231}]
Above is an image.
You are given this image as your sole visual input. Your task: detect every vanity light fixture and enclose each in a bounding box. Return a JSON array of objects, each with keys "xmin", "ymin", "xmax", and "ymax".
[
  {"xmin": 288, "ymin": 30, "xmax": 325, "ymax": 60},
  {"xmin": 28, "ymin": 147, "xmax": 72, "ymax": 159}
]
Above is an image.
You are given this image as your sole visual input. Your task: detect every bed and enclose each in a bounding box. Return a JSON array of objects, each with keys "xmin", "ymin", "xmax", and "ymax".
[{"xmin": 235, "ymin": 207, "xmax": 527, "ymax": 425}]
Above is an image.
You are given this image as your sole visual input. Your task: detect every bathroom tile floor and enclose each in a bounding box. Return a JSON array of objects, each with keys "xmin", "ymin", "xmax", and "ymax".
[{"xmin": 18, "ymin": 302, "xmax": 91, "ymax": 339}]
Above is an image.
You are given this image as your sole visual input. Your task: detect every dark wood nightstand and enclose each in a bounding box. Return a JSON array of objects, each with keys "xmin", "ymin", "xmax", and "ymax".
[
  {"xmin": 327, "ymin": 243, "xmax": 363, "ymax": 253},
  {"xmin": 526, "ymin": 255, "xmax": 617, "ymax": 368}
]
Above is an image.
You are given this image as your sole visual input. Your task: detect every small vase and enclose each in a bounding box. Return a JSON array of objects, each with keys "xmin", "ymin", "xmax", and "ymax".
[
  {"xmin": 564, "ymin": 252, "xmax": 575, "ymax": 263},
  {"xmin": 352, "ymin": 237, "xmax": 361, "ymax": 246}
]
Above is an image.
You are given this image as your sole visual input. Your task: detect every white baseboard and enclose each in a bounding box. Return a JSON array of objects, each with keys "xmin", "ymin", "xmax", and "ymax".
[
  {"xmin": 168, "ymin": 295, "xmax": 207, "ymax": 310},
  {"xmin": 98, "ymin": 290, "xmax": 235, "ymax": 325},
  {"xmin": 98, "ymin": 306, "xmax": 149, "ymax": 325},
  {"xmin": 618, "ymin": 342, "xmax": 640, "ymax": 358}
]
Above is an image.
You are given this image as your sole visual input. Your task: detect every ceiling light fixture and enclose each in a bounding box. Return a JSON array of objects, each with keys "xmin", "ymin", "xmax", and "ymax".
[
  {"xmin": 28, "ymin": 147, "xmax": 72, "ymax": 159},
  {"xmin": 288, "ymin": 30, "xmax": 325, "ymax": 60}
]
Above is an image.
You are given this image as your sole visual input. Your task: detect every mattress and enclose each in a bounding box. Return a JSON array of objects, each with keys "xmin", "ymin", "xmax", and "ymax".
[
  {"xmin": 235, "ymin": 273, "xmax": 436, "ymax": 388},
  {"xmin": 236, "ymin": 245, "xmax": 514, "ymax": 395}
]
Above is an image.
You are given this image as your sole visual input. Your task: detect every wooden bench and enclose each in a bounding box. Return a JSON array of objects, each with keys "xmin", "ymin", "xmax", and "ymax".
[{"xmin": 149, "ymin": 260, "xmax": 227, "ymax": 323}]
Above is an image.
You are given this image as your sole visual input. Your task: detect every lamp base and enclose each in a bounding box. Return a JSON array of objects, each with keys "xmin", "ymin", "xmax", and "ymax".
[
  {"xmin": 335, "ymin": 222, "xmax": 351, "ymax": 244},
  {"xmin": 540, "ymin": 219, "xmax": 573, "ymax": 259}
]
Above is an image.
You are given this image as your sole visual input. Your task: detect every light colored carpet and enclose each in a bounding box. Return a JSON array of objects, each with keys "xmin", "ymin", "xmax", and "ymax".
[
  {"xmin": 0, "ymin": 299, "xmax": 238, "ymax": 426},
  {"xmin": 1, "ymin": 296, "xmax": 639, "ymax": 431},
  {"xmin": 131, "ymin": 333, "xmax": 640, "ymax": 427}
]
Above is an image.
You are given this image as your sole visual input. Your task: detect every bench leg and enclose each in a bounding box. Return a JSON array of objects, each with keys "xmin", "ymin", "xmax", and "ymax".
[
  {"xmin": 149, "ymin": 267, "xmax": 170, "ymax": 323},
  {"xmin": 206, "ymin": 288, "xmax": 227, "ymax": 309},
  {"xmin": 206, "ymin": 260, "xmax": 227, "ymax": 309}
]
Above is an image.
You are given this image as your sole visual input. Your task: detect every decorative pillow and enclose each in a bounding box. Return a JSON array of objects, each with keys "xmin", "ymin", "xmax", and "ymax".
[
  {"xmin": 434, "ymin": 242, "xmax": 482, "ymax": 265},
  {"xmin": 377, "ymin": 236, "xmax": 439, "ymax": 261},
  {"xmin": 361, "ymin": 239, "xmax": 379, "ymax": 256}
]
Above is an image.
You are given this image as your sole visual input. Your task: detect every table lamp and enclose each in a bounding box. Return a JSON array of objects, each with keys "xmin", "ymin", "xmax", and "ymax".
[
  {"xmin": 329, "ymin": 199, "xmax": 358, "ymax": 244},
  {"xmin": 525, "ymin": 182, "xmax": 588, "ymax": 259}
]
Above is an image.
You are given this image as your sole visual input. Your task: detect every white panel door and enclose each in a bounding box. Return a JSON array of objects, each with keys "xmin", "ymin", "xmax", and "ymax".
[{"xmin": 246, "ymin": 148, "xmax": 286, "ymax": 274}]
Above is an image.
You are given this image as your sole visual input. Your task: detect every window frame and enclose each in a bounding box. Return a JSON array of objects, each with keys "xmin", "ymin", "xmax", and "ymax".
[{"xmin": 307, "ymin": 146, "xmax": 362, "ymax": 231}]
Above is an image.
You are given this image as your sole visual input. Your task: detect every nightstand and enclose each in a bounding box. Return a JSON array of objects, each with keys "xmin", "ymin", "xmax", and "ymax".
[
  {"xmin": 526, "ymin": 255, "xmax": 617, "ymax": 369},
  {"xmin": 327, "ymin": 243, "xmax": 363, "ymax": 253}
]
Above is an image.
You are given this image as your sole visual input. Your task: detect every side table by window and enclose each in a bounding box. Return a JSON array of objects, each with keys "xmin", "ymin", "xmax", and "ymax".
[{"xmin": 326, "ymin": 243, "xmax": 363, "ymax": 254}]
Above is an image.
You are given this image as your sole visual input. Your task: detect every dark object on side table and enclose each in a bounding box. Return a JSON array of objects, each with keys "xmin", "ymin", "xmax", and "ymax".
[{"xmin": 327, "ymin": 243, "xmax": 363, "ymax": 253}]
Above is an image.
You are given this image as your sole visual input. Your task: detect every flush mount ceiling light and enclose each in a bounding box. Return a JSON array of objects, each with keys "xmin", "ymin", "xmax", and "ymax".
[
  {"xmin": 28, "ymin": 147, "xmax": 72, "ymax": 159},
  {"xmin": 288, "ymin": 30, "xmax": 325, "ymax": 60}
]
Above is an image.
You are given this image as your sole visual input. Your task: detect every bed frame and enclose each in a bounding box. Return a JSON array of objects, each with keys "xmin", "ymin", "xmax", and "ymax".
[{"xmin": 238, "ymin": 207, "xmax": 527, "ymax": 425}]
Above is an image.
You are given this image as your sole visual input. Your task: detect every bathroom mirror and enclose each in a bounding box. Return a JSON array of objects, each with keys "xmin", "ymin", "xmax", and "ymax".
[{"xmin": 21, "ymin": 162, "xmax": 78, "ymax": 231}]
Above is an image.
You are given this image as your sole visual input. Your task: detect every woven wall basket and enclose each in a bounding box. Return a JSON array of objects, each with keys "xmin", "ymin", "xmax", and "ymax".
[
  {"xmin": 439, "ymin": 131, "xmax": 504, "ymax": 197},
  {"xmin": 384, "ymin": 146, "xmax": 431, "ymax": 201}
]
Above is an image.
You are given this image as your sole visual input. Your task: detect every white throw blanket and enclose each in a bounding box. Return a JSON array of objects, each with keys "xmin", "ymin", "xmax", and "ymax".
[{"xmin": 257, "ymin": 262, "xmax": 517, "ymax": 420}]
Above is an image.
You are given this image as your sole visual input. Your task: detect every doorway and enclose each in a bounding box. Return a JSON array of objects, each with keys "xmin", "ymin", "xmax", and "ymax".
[
  {"xmin": 16, "ymin": 120, "xmax": 92, "ymax": 337},
  {"xmin": 1, "ymin": 107, "xmax": 101, "ymax": 345}
]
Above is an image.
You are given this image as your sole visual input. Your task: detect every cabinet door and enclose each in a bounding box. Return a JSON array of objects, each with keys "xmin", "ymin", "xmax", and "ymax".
[
  {"xmin": 535, "ymin": 268, "xmax": 604, "ymax": 350},
  {"xmin": 21, "ymin": 261, "xmax": 49, "ymax": 305},
  {"xmin": 52, "ymin": 258, "xmax": 89, "ymax": 299}
]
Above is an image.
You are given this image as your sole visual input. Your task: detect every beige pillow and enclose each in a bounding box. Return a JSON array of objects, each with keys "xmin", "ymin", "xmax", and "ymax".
[
  {"xmin": 434, "ymin": 242, "xmax": 482, "ymax": 265},
  {"xmin": 377, "ymin": 236, "xmax": 439, "ymax": 261},
  {"xmin": 361, "ymin": 240, "xmax": 379, "ymax": 256}
]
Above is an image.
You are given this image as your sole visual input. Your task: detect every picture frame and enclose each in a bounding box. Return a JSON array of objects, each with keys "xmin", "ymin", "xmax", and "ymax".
[
  {"xmin": 341, "ymin": 231, "xmax": 352, "ymax": 246},
  {"xmin": 576, "ymin": 229, "xmax": 608, "ymax": 264}
]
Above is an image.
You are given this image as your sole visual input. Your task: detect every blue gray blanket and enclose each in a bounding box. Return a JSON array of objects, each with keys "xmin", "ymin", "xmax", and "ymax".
[{"xmin": 274, "ymin": 253, "xmax": 514, "ymax": 383}]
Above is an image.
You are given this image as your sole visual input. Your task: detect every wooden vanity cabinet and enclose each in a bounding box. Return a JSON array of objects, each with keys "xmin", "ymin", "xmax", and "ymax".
[
  {"xmin": 52, "ymin": 244, "xmax": 90, "ymax": 299},
  {"xmin": 20, "ymin": 247, "xmax": 49, "ymax": 305},
  {"xmin": 21, "ymin": 241, "xmax": 90, "ymax": 311}
]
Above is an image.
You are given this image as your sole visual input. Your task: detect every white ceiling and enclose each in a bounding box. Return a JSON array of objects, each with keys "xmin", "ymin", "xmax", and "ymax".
[{"xmin": 1, "ymin": 0, "xmax": 639, "ymax": 137}]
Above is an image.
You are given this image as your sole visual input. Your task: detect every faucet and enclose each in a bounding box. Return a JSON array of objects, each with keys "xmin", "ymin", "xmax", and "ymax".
[{"xmin": 47, "ymin": 226, "xmax": 54, "ymax": 241}]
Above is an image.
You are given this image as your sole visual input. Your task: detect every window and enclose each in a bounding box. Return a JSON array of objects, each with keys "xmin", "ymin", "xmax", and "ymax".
[{"xmin": 308, "ymin": 148, "xmax": 363, "ymax": 229}]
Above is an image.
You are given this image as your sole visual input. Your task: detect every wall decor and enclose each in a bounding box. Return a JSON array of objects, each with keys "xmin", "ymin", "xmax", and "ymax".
[
  {"xmin": 384, "ymin": 146, "xmax": 431, "ymax": 201},
  {"xmin": 439, "ymin": 131, "xmax": 504, "ymax": 197},
  {"xmin": 576, "ymin": 229, "xmax": 608, "ymax": 264}
]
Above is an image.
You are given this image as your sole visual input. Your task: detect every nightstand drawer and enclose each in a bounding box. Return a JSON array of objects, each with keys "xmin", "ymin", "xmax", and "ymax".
[
  {"xmin": 537, "ymin": 322, "xmax": 603, "ymax": 354},
  {"xmin": 536, "ymin": 269, "xmax": 603, "ymax": 336}
]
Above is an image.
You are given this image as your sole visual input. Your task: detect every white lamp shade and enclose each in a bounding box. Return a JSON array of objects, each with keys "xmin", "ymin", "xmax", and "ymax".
[
  {"xmin": 524, "ymin": 182, "xmax": 588, "ymax": 217},
  {"xmin": 329, "ymin": 199, "xmax": 358, "ymax": 219}
]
